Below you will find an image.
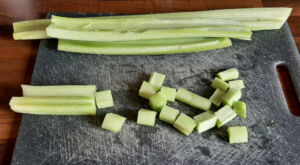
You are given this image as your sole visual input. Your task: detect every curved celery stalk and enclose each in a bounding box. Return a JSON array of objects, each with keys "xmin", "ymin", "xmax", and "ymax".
[{"xmin": 13, "ymin": 19, "xmax": 51, "ymax": 40}]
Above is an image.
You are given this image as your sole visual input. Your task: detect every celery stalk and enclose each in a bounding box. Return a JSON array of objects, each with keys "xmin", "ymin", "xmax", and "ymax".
[
  {"xmin": 13, "ymin": 30, "xmax": 49, "ymax": 40},
  {"xmin": 13, "ymin": 19, "xmax": 51, "ymax": 40},
  {"xmin": 101, "ymin": 113, "xmax": 126, "ymax": 133},
  {"xmin": 9, "ymin": 96, "xmax": 95, "ymax": 105}
]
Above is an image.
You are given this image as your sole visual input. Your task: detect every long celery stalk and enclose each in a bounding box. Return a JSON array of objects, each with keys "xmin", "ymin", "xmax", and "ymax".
[{"xmin": 13, "ymin": 19, "xmax": 51, "ymax": 40}]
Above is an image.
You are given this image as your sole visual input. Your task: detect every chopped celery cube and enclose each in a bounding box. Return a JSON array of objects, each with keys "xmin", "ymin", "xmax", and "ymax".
[
  {"xmin": 232, "ymin": 101, "xmax": 247, "ymax": 118},
  {"xmin": 173, "ymin": 113, "xmax": 196, "ymax": 136},
  {"xmin": 175, "ymin": 87, "xmax": 193, "ymax": 104},
  {"xmin": 160, "ymin": 86, "xmax": 176, "ymax": 102},
  {"xmin": 227, "ymin": 126, "xmax": 248, "ymax": 144},
  {"xmin": 211, "ymin": 77, "xmax": 229, "ymax": 92},
  {"xmin": 139, "ymin": 81, "xmax": 157, "ymax": 99},
  {"xmin": 159, "ymin": 106, "xmax": 179, "ymax": 124},
  {"xmin": 221, "ymin": 88, "xmax": 242, "ymax": 106},
  {"xmin": 149, "ymin": 92, "xmax": 167, "ymax": 111},
  {"xmin": 137, "ymin": 109, "xmax": 157, "ymax": 126},
  {"xmin": 190, "ymin": 94, "xmax": 212, "ymax": 111},
  {"xmin": 228, "ymin": 80, "xmax": 245, "ymax": 89},
  {"xmin": 95, "ymin": 90, "xmax": 114, "ymax": 109},
  {"xmin": 215, "ymin": 105, "xmax": 237, "ymax": 127},
  {"xmin": 149, "ymin": 72, "xmax": 165, "ymax": 90},
  {"xmin": 193, "ymin": 112, "xmax": 217, "ymax": 133},
  {"xmin": 101, "ymin": 113, "xmax": 126, "ymax": 133},
  {"xmin": 209, "ymin": 89, "xmax": 225, "ymax": 107},
  {"xmin": 216, "ymin": 68, "xmax": 239, "ymax": 81}
]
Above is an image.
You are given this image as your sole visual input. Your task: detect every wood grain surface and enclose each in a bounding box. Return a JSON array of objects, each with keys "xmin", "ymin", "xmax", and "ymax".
[{"xmin": 0, "ymin": 0, "xmax": 299, "ymax": 164}]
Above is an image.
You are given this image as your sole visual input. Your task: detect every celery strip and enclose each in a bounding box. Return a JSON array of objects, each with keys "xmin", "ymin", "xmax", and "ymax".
[
  {"xmin": 227, "ymin": 126, "xmax": 248, "ymax": 144},
  {"xmin": 13, "ymin": 19, "xmax": 51, "ymax": 40},
  {"xmin": 209, "ymin": 89, "xmax": 225, "ymax": 107},
  {"xmin": 95, "ymin": 90, "xmax": 114, "ymax": 109},
  {"xmin": 173, "ymin": 113, "xmax": 196, "ymax": 136},
  {"xmin": 159, "ymin": 106, "xmax": 179, "ymax": 124},
  {"xmin": 193, "ymin": 112, "xmax": 217, "ymax": 133},
  {"xmin": 137, "ymin": 109, "xmax": 157, "ymax": 126},
  {"xmin": 149, "ymin": 92, "xmax": 167, "ymax": 111},
  {"xmin": 9, "ymin": 96, "xmax": 94, "ymax": 105},
  {"xmin": 221, "ymin": 88, "xmax": 242, "ymax": 106},
  {"xmin": 228, "ymin": 80, "xmax": 245, "ymax": 89},
  {"xmin": 215, "ymin": 105, "xmax": 237, "ymax": 127},
  {"xmin": 101, "ymin": 113, "xmax": 126, "ymax": 133},
  {"xmin": 232, "ymin": 101, "xmax": 247, "ymax": 118},
  {"xmin": 149, "ymin": 72, "xmax": 165, "ymax": 90},
  {"xmin": 217, "ymin": 68, "xmax": 239, "ymax": 81},
  {"xmin": 175, "ymin": 87, "xmax": 194, "ymax": 105},
  {"xmin": 13, "ymin": 30, "xmax": 49, "ymax": 40},
  {"xmin": 190, "ymin": 94, "xmax": 212, "ymax": 111},
  {"xmin": 160, "ymin": 86, "xmax": 176, "ymax": 102},
  {"xmin": 211, "ymin": 77, "xmax": 229, "ymax": 92},
  {"xmin": 139, "ymin": 81, "xmax": 157, "ymax": 99}
]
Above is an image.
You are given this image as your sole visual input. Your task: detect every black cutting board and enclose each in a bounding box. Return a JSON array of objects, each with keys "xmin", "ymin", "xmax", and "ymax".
[{"xmin": 11, "ymin": 13, "xmax": 300, "ymax": 165}]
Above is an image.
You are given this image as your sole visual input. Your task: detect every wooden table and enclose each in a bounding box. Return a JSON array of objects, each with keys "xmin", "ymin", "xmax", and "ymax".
[{"xmin": 0, "ymin": 0, "xmax": 299, "ymax": 164}]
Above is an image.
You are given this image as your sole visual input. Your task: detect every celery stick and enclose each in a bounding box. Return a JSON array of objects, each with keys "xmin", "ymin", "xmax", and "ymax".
[
  {"xmin": 211, "ymin": 77, "xmax": 229, "ymax": 92},
  {"xmin": 21, "ymin": 84, "xmax": 96, "ymax": 97},
  {"xmin": 9, "ymin": 96, "xmax": 94, "ymax": 105},
  {"xmin": 209, "ymin": 89, "xmax": 225, "ymax": 107},
  {"xmin": 13, "ymin": 30, "xmax": 49, "ymax": 40},
  {"xmin": 137, "ymin": 109, "xmax": 157, "ymax": 126},
  {"xmin": 190, "ymin": 94, "xmax": 212, "ymax": 111},
  {"xmin": 228, "ymin": 80, "xmax": 245, "ymax": 89},
  {"xmin": 175, "ymin": 87, "xmax": 193, "ymax": 105},
  {"xmin": 217, "ymin": 68, "xmax": 239, "ymax": 81},
  {"xmin": 173, "ymin": 113, "xmax": 196, "ymax": 136},
  {"xmin": 160, "ymin": 86, "xmax": 176, "ymax": 102},
  {"xmin": 149, "ymin": 72, "xmax": 165, "ymax": 90},
  {"xmin": 58, "ymin": 37, "xmax": 232, "ymax": 55},
  {"xmin": 13, "ymin": 19, "xmax": 51, "ymax": 40},
  {"xmin": 139, "ymin": 81, "xmax": 157, "ymax": 99},
  {"xmin": 159, "ymin": 106, "xmax": 179, "ymax": 124},
  {"xmin": 227, "ymin": 126, "xmax": 248, "ymax": 144},
  {"xmin": 221, "ymin": 88, "xmax": 242, "ymax": 106},
  {"xmin": 149, "ymin": 92, "xmax": 167, "ymax": 111},
  {"xmin": 215, "ymin": 105, "xmax": 237, "ymax": 127},
  {"xmin": 101, "ymin": 113, "xmax": 126, "ymax": 133},
  {"xmin": 95, "ymin": 90, "xmax": 114, "ymax": 109},
  {"xmin": 232, "ymin": 101, "xmax": 247, "ymax": 118},
  {"xmin": 193, "ymin": 112, "xmax": 217, "ymax": 133}
]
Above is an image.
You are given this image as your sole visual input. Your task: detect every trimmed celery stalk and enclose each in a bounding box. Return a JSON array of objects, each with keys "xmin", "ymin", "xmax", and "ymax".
[
  {"xmin": 209, "ymin": 89, "xmax": 225, "ymax": 107},
  {"xmin": 21, "ymin": 84, "xmax": 96, "ymax": 97},
  {"xmin": 190, "ymin": 94, "xmax": 212, "ymax": 111},
  {"xmin": 193, "ymin": 112, "xmax": 217, "ymax": 133},
  {"xmin": 13, "ymin": 30, "xmax": 49, "ymax": 40},
  {"xmin": 9, "ymin": 96, "xmax": 95, "ymax": 105},
  {"xmin": 95, "ymin": 90, "xmax": 114, "ymax": 109},
  {"xmin": 159, "ymin": 106, "xmax": 179, "ymax": 124},
  {"xmin": 149, "ymin": 92, "xmax": 167, "ymax": 111},
  {"xmin": 137, "ymin": 109, "xmax": 157, "ymax": 126},
  {"xmin": 13, "ymin": 19, "xmax": 51, "ymax": 40},
  {"xmin": 228, "ymin": 80, "xmax": 245, "ymax": 89},
  {"xmin": 221, "ymin": 88, "xmax": 242, "ymax": 106},
  {"xmin": 160, "ymin": 86, "xmax": 176, "ymax": 102},
  {"xmin": 227, "ymin": 126, "xmax": 248, "ymax": 144},
  {"xmin": 217, "ymin": 68, "xmax": 239, "ymax": 81},
  {"xmin": 173, "ymin": 113, "xmax": 196, "ymax": 136},
  {"xmin": 211, "ymin": 77, "xmax": 229, "ymax": 92},
  {"xmin": 232, "ymin": 101, "xmax": 247, "ymax": 118},
  {"xmin": 101, "ymin": 113, "xmax": 126, "ymax": 133},
  {"xmin": 215, "ymin": 105, "xmax": 237, "ymax": 127},
  {"xmin": 58, "ymin": 37, "xmax": 232, "ymax": 55},
  {"xmin": 175, "ymin": 87, "xmax": 193, "ymax": 104},
  {"xmin": 139, "ymin": 81, "xmax": 157, "ymax": 99},
  {"xmin": 149, "ymin": 72, "xmax": 165, "ymax": 90}
]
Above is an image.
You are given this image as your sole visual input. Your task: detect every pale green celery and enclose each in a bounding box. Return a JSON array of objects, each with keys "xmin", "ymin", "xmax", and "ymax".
[
  {"xmin": 211, "ymin": 77, "xmax": 229, "ymax": 92},
  {"xmin": 209, "ymin": 89, "xmax": 225, "ymax": 107},
  {"xmin": 175, "ymin": 87, "xmax": 194, "ymax": 104},
  {"xmin": 9, "ymin": 96, "xmax": 94, "ymax": 105},
  {"xmin": 149, "ymin": 72, "xmax": 165, "ymax": 90},
  {"xmin": 47, "ymin": 24, "xmax": 251, "ymax": 41},
  {"xmin": 173, "ymin": 113, "xmax": 196, "ymax": 136},
  {"xmin": 193, "ymin": 112, "xmax": 217, "ymax": 133},
  {"xmin": 139, "ymin": 81, "xmax": 157, "ymax": 99},
  {"xmin": 221, "ymin": 88, "xmax": 242, "ymax": 106},
  {"xmin": 137, "ymin": 109, "xmax": 157, "ymax": 126},
  {"xmin": 215, "ymin": 105, "xmax": 237, "ymax": 127},
  {"xmin": 149, "ymin": 92, "xmax": 167, "ymax": 111},
  {"xmin": 95, "ymin": 90, "xmax": 114, "ymax": 109},
  {"xmin": 13, "ymin": 19, "xmax": 51, "ymax": 40},
  {"xmin": 101, "ymin": 113, "xmax": 126, "ymax": 133},
  {"xmin": 159, "ymin": 106, "xmax": 179, "ymax": 124},
  {"xmin": 228, "ymin": 80, "xmax": 245, "ymax": 89},
  {"xmin": 227, "ymin": 126, "xmax": 248, "ymax": 144},
  {"xmin": 241, "ymin": 20, "xmax": 284, "ymax": 31},
  {"xmin": 190, "ymin": 94, "xmax": 212, "ymax": 111},
  {"xmin": 217, "ymin": 68, "xmax": 239, "ymax": 81},
  {"xmin": 58, "ymin": 37, "xmax": 232, "ymax": 55},
  {"xmin": 21, "ymin": 84, "xmax": 96, "ymax": 97},
  {"xmin": 13, "ymin": 30, "xmax": 49, "ymax": 40},
  {"xmin": 232, "ymin": 101, "xmax": 247, "ymax": 118},
  {"xmin": 160, "ymin": 86, "xmax": 176, "ymax": 102}
]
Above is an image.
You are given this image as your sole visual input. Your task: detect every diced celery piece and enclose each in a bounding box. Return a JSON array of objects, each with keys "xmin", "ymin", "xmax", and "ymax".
[
  {"xmin": 190, "ymin": 94, "xmax": 212, "ymax": 111},
  {"xmin": 159, "ymin": 106, "xmax": 179, "ymax": 124},
  {"xmin": 228, "ymin": 80, "xmax": 245, "ymax": 89},
  {"xmin": 175, "ymin": 87, "xmax": 193, "ymax": 104},
  {"xmin": 101, "ymin": 113, "xmax": 126, "ymax": 133},
  {"xmin": 209, "ymin": 89, "xmax": 225, "ymax": 107},
  {"xmin": 221, "ymin": 88, "xmax": 242, "ymax": 106},
  {"xmin": 137, "ymin": 109, "xmax": 157, "ymax": 126},
  {"xmin": 149, "ymin": 72, "xmax": 166, "ymax": 90},
  {"xmin": 232, "ymin": 101, "xmax": 247, "ymax": 118},
  {"xmin": 211, "ymin": 77, "xmax": 229, "ymax": 92},
  {"xmin": 227, "ymin": 126, "xmax": 248, "ymax": 144},
  {"xmin": 173, "ymin": 113, "xmax": 196, "ymax": 136},
  {"xmin": 215, "ymin": 105, "xmax": 237, "ymax": 127},
  {"xmin": 193, "ymin": 112, "xmax": 217, "ymax": 133},
  {"xmin": 160, "ymin": 86, "xmax": 176, "ymax": 102},
  {"xmin": 149, "ymin": 92, "xmax": 167, "ymax": 111},
  {"xmin": 216, "ymin": 68, "xmax": 239, "ymax": 81},
  {"xmin": 139, "ymin": 81, "xmax": 157, "ymax": 99},
  {"xmin": 95, "ymin": 90, "xmax": 114, "ymax": 109}
]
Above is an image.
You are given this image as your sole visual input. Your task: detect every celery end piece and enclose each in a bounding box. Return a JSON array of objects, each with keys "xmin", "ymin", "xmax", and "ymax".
[
  {"xmin": 215, "ymin": 105, "xmax": 237, "ymax": 127},
  {"xmin": 13, "ymin": 19, "xmax": 51, "ymax": 40},
  {"xmin": 189, "ymin": 94, "xmax": 212, "ymax": 111},
  {"xmin": 217, "ymin": 68, "xmax": 239, "ymax": 81},
  {"xmin": 13, "ymin": 30, "xmax": 50, "ymax": 40},
  {"xmin": 232, "ymin": 101, "xmax": 247, "ymax": 118},
  {"xmin": 221, "ymin": 88, "xmax": 242, "ymax": 106},
  {"xmin": 227, "ymin": 126, "xmax": 248, "ymax": 144},
  {"xmin": 149, "ymin": 92, "xmax": 167, "ymax": 111},
  {"xmin": 137, "ymin": 109, "xmax": 157, "ymax": 126},
  {"xmin": 175, "ymin": 87, "xmax": 193, "ymax": 104},
  {"xmin": 101, "ymin": 113, "xmax": 126, "ymax": 133},
  {"xmin": 228, "ymin": 80, "xmax": 245, "ymax": 89},
  {"xmin": 149, "ymin": 72, "xmax": 165, "ymax": 90},
  {"xmin": 159, "ymin": 106, "xmax": 179, "ymax": 124},
  {"xmin": 139, "ymin": 81, "xmax": 157, "ymax": 99},
  {"xmin": 173, "ymin": 113, "xmax": 196, "ymax": 136},
  {"xmin": 211, "ymin": 77, "xmax": 229, "ymax": 92},
  {"xmin": 209, "ymin": 89, "xmax": 225, "ymax": 107},
  {"xmin": 160, "ymin": 86, "xmax": 176, "ymax": 102},
  {"xmin": 194, "ymin": 112, "xmax": 217, "ymax": 133},
  {"xmin": 95, "ymin": 90, "xmax": 114, "ymax": 109}
]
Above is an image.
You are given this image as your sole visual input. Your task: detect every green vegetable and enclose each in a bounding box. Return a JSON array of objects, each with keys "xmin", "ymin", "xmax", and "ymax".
[
  {"xmin": 228, "ymin": 80, "xmax": 245, "ymax": 89},
  {"xmin": 13, "ymin": 19, "xmax": 51, "ymax": 40},
  {"xmin": 227, "ymin": 126, "xmax": 248, "ymax": 144},
  {"xmin": 209, "ymin": 88, "xmax": 225, "ymax": 107},
  {"xmin": 13, "ymin": 30, "xmax": 49, "ymax": 40},
  {"xmin": 215, "ymin": 105, "xmax": 237, "ymax": 127},
  {"xmin": 160, "ymin": 86, "xmax": 176, "ymax": 102},
  {"xmin": 232, "ymin": 101, "xmax": 247, "ymax": 118},
  {"xmin": 216, "ymin": 68, "xmax": 239, "ymax": 81},
  {"xmin": 137, "ymin": 109, "xmax": 157, "ymax": 126},
  {"xmin": 193, "ymin": 112, "xmax": 217, "ymax": 133},
  {"xmin": 173, "ymin": 113, "xmax": 196, "ymax": 136},
  {"xmin": 95, "ymin": 90, "xmax": 114, "ymax": 109},
  {"xmin": 139, "ymin": 81, "xmax": 157, "ymax": 99},
  {"xmin": 211, "ymin": 77, "xmax": 229, "ymax": 92},
  {"xmin": 159, "ymin": 106, "xmax": 179, "ymax": 124},
  {"xmin": 190, "ymin": 94, "xmax": 212, "ymax": 111},
  {"xmin": 221, "ymin": 88, "xmax": 242, "ymax": 106},
  {"xmin": 149, "ymin": 72, "xmax": 165, "ymax": 90},
  {"xmin": 175, "ymin": 87, "xmax": 194, "ymax": 105},
  {"xmin": 101, "ymin": 113, "xmax": 126, "ymax": 133},
  {"xmin": 9, "ymin": 96, "xmax": 95, "ymax": 105},
  {"xmin": 149, "ymin": 92, "xmax": 167, "ymax": 111}
]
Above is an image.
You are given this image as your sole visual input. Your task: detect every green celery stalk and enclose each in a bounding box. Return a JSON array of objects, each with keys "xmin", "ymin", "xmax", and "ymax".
[
  {"xmin": 13, "ymin": 30, "xmax": 49, "ymax": 40},
  {"xmin": 13, "ymin": 19, "xmax": 51, "ymax": 40},
  {"xmin": 9, "ymin": 96, "xmax": 95, "ymax": 105}
]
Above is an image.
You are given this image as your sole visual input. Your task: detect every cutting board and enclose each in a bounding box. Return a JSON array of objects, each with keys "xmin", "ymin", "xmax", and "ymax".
[{"xmin": 11, "ymin": 13, "xmax": 300, "ymax": 165}]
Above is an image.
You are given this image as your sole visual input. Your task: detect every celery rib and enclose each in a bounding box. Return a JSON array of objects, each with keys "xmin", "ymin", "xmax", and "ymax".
[{"xmin": 13, "ymin": 19, "xmax": 51, "ymax": 40}]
